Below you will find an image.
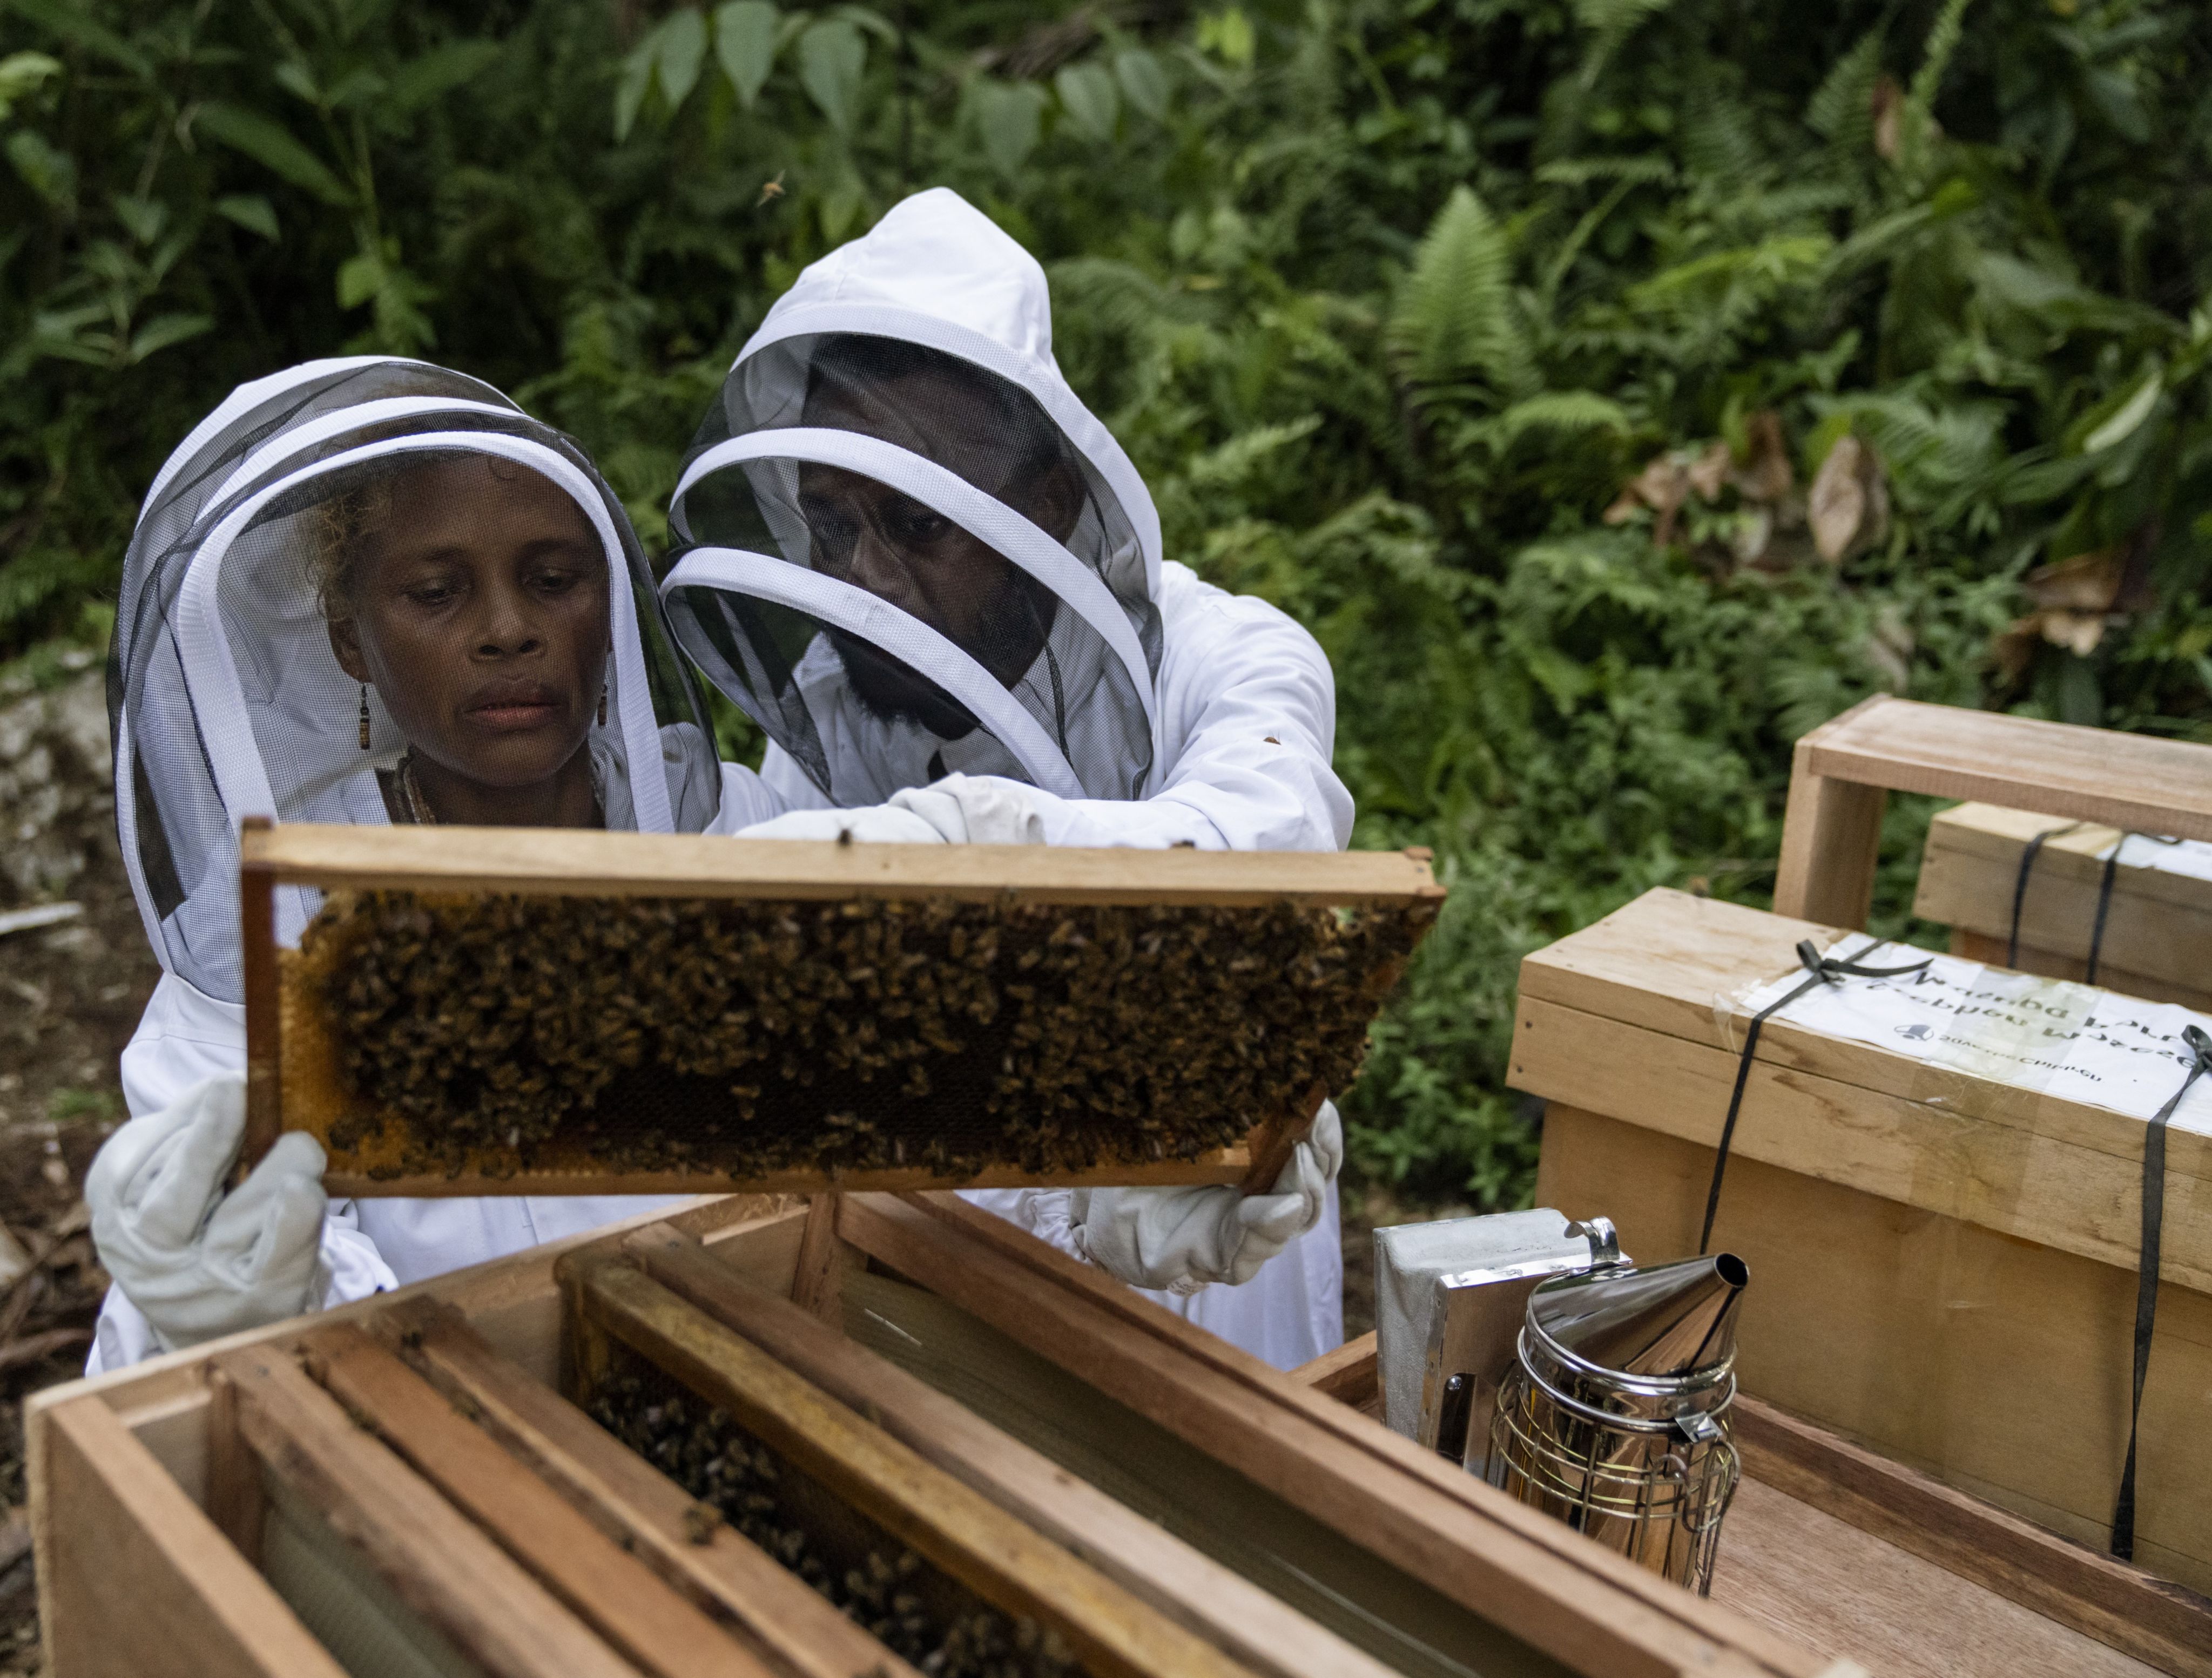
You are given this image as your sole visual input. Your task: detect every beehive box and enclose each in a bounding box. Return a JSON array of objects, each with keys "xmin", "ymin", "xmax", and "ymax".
[
  {"xmin": 241, "ymin": 822, "xmax": 1441, "ymax": 1196},
  {"xmin": 24, "ymin": 1192, "xmax": 1854, "ymax": 1678},
  {"xmin": 1913, "ymin": 803, "xmax": 2212, "ymax": 1012},
  {"xmin": 1513, "ymin": 887, "xmax": 2212, "ymax": 1594}
]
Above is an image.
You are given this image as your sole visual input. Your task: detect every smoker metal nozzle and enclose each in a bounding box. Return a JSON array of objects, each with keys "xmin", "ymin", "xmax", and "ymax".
[{"xmin": 1527, "ymin": 1251, "xmax": 1749, "ymax": 1381}]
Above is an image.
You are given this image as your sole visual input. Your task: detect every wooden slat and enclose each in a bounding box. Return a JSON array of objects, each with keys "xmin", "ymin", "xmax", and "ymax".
[
  {"xmin": 34, "ymin": 1394, "xmax": 346, "ymax": 1678},
  {"xmin": 1952, "ymin": 928, "xmax": 2212, "ymax": 1014},
  {"xmin": 1733, "ymin": 1395, "xmax": 2212, "ymax": 1678},
  {"xmin": 1795, "ymin": 697, "xmax": 2212, "ymax": 842},
  {"xmin": 241, "ymin": 821, "xmax": 1445, "ymax": 905},
  {"xmin": 321, "ymin": 1148, "xmax": 1250, "ymax": 1201},
  {"xmin": 303, "ymin": 1322, "xmax": 768, "ymax": 1678},
  {"xmin": 567, "ymin": 1252, "xmax": 1259, "ymax": 1678},
  {"xmin": 239, "ymin": 816, "xmax": 284, "ymax": 1177},
  {"xmin": 382, "ymin": 1298, "xmax": 917, "ymax": 1678},
  {"xmin": 1289, "ymin": 1330, "xmax": 1380, "ymax": 1410},
  {"xmin": 212, "ymin": 1342, "xmax": 644, "ymax": 1678},
  {"xmin": 618, "ymin": 1221, "xmax": 1402, "ymax": 1678},
  {"xmin": 839, "ymin": 1192, "xmax": 1832, "ymax": 1678},
  {"xmin": 788, "ymin": 1194, "xmax": 853, "ymax": 1324},
  {"xmin": 1772, "ymin": 715, "xmax": 1888, "ymax": 926}
]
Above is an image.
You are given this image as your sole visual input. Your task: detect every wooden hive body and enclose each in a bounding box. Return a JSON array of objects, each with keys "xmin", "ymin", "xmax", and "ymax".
[
  {"xmin": 243, "ymin": 823, "xmax": 1442, "ymax": 1197},
  {"xmin": 1914, "ymin": 803, "xmax": 2212, "ymax": 1012},
  {"xmin": 26, "ymin": 1194, "xmax": 1880, "ymax": 1678}
]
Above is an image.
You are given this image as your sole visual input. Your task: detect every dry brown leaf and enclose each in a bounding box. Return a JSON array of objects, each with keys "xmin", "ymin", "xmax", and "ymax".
[
  {"xmin": 1871, "ymin": 75, "xmax": 1904, "ymax": 163},
  {"xmin": 1685, "ymin": 440, "xmax": 1731, "ymax": 501},
  {"xmin": 1809, "ymin": 434, "xmax": 1889, "ymax": 562},
  {"xmin": 2023, "ymin": 546, "xmax": 2127, "ymax": 614},
  {"xmin": 1731, "ymin": 410, "xmax": 1794, "ymax": 504}
]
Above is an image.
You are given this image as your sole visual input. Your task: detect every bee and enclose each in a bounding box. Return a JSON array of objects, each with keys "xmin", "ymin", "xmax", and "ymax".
[{"xmin": 299, "ymin": 884, "xmax": 1432, "ymax": 1185}]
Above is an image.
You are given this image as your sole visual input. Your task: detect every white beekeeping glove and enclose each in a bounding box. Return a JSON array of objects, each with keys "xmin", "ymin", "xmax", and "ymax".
[
  {"xmin": 888, "ymin": 774, "xmax": 1044, "ymax": 844},
  {"xmin": 1074, "ymin": 1103, "xmax": 1343, "ymax": 1294},
  {"xmin": 737, "ymin": 805, "xmax": 948, "ymax": 843},
  {"xmin": 87, "ymin": 1075, "xmax": 329, "ymax": 1352}
]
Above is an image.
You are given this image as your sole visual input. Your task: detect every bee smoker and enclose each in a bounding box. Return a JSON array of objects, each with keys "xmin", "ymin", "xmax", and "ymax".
[{"xmin": 1485, "ymin": 1253, "xmax": 1748, "ymax": 1595}]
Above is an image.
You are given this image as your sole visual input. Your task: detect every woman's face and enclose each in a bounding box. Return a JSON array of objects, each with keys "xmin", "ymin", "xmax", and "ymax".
[{"xmin": 326, "ymin": 456, "xmax": 610, "ymax": 793}]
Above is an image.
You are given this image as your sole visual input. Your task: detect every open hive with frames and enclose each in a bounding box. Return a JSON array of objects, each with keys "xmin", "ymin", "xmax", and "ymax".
[{"xmin": 241, "ymin": 820, "xmax": 1445, "ymax": 1195}]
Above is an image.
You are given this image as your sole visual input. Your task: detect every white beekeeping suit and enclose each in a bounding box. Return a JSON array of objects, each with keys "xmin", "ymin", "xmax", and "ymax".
[
  {"xmin": 88, "ymin": 357, "xmax": 770, "ymax": 1372},
  {"xmin": 660, "ymin": 189, "xmax": 1354, "ymax": 1368}
]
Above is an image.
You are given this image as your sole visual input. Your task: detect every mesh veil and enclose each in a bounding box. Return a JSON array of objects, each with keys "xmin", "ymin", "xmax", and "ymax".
[
  {"xmin": 112, "ymin": 357, "xmax": 722, "ymax": 1004},
  {"xmin": 663, "ymin": 327, "xmax": 1163, "ymax": 808}
]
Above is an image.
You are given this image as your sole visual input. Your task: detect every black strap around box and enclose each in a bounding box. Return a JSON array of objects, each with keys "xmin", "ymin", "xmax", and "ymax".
[
  {"xmin": 1698, "ymin": 936, "xmax": 1932, "ymax": 1256},
  {"xmin": 2112, "ymin": 1020, "xmax": 2212, "ymax": 1561}
]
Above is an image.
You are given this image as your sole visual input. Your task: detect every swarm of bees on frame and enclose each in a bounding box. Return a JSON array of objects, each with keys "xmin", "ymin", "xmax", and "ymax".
[
  {"xmin": 591, "ymin": 1369, "xmax": 1077, "ymax": 1678},
  {"xmin": 298, "ymin": 887, "xmax": 1437, "ymax": 1180}
]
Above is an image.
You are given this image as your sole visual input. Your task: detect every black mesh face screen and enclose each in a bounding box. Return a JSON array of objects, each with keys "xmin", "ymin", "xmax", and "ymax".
[
  {"xmin": 665, "ymin": 331, "xmax": 1161, "ymax": 806},
  {"xmin": 294, "ymin": 888, "xmax": 1438, "ymax": 1183},
  {"xmin": 113, "ymin": 360, "xmax": 725, "ymax": 1003}
]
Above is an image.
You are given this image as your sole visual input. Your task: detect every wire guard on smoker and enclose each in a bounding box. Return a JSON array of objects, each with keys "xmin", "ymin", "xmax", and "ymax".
[{"xmin": 1485, "ymin": 1253, "xmax": 1748, "ymax": 1594}]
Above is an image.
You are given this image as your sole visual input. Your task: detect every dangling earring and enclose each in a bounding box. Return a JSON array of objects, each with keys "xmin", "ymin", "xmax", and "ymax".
[
  {"xmin": 358, "ymin": 685, "xmax": 371, "ymax": 750},
  {"xmin": 598, "ymin": 680, "xmax": 608, "ymax": 728}
]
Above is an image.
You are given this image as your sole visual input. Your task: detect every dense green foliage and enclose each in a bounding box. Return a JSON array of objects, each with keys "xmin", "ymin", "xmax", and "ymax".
[{"xmin": 6, "ymin": 0, "xmax": 2211, "ymax": 1203}]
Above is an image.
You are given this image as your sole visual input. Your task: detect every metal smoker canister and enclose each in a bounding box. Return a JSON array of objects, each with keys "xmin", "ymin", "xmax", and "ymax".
[{"xmin": 1485, "ymin": 1252, "xmax": 1748, "ymax": 1594}]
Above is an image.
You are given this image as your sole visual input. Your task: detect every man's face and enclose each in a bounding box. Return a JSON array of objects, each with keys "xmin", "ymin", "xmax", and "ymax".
[{"xmin": 799, "ymin": 369, "xmax": 1080, "ymax": 725}]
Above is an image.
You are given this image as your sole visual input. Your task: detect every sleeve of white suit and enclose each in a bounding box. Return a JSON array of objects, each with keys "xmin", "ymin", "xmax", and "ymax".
[{"xmin": 949, "ymin": 582, "xmax": 1352, "ymax": 854}]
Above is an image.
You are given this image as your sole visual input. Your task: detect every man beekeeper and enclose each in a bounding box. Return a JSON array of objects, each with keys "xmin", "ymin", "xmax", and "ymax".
[{"xmin": 660, "ymin": 187, "xmax": 1351, "ymax": 1366}]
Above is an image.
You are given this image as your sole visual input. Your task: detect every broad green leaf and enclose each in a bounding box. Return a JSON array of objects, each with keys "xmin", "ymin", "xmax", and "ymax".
[
  {"xmin": 798, "ymin": 18, "xmax": 866, "ymax": 134},
  {"xmin": 273, "ymin": 62, "xmax": 320, "ymax": 106},
  {"xmin": 1114, "ymin": 48, "xmax": 1168, "ymax": 121},
  {"xmin": 387, "ymin": 40, "xmax": 500, "ymax": 113},
  {"xmin": 714, "ymin": 1, "xmax": 779, "ymax": 109},
  {"xmin": 193, "ymin": 102, "xmax": 352, "ymax": 205},
  {"xmin": 214, "ymin": 193, "xmax": 279, "ymax": 241},
  {"xmin": 5, "ymin": 129, "xmax": 73, "ymax": 208},
  {"xmin": 3, "ymin": 0, "xmax": 149, "ymax": 78},
  {"xmin": 111, "ymin": 192, "xmax": 166, "ymax": 243},
  {"xmin": 1054, "ymin": 62, "xmax": 1118, "ymax": 144},
  {"xmin": 833, "ymin": 5, "xmax": 900, "ymax": 45},
  {"xmin": 0, "ymin": 50, "xmax": 60, "ymax": 122},
  {"xmin": 126, "ymin": 313, "xmax": 213, "ymax": 363},
  {"xmin": 2081, "ymin": 370, "xmax": 2162, "ymax": 454},
  {"xmin": 973, "ymin": 79, "xmax": 1046, "ymax": 180},
  {"xmin": 1196, "ymin": 8, "xmax": 1255, "ymax": 67},
  {"xmin": 336, "ymin": 252, "xmax": 382, "ymax": 310},
  {"xmin": 615, "ymin": 36, "xmax": 655, "ymax": 139},
  {"xmin": 657, "ymin": 9, "xmax": 708, "ymax": 114}
]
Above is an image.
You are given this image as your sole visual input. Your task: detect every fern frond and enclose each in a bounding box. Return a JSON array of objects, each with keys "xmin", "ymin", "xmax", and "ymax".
[
  {"xmin": 1806, "ymin": 28, "xmax": 1884, "ymax": 147},
  {"xmin": 1389, "ymin": 185, "xmax": 1535, "ymax": 397}
]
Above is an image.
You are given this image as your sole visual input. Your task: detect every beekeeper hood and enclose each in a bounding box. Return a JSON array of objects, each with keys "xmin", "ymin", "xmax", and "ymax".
[
  {"xmin": 662, "ymin": 188, "xmax": 1163, "ymax": 806},
  {"xmin": 112, "ymin": 357, "xmax": 723, "ymax": 1006}
]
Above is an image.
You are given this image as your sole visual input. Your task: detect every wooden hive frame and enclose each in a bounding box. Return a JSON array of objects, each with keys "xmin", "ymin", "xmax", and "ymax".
[
  {"xmin": 25, "ymin": 1192, "xmax": 1864, "ymax": 1678},
  {"xmin": 241, "ymin": 820, "xmax": 1442, "ymax": 1197}
]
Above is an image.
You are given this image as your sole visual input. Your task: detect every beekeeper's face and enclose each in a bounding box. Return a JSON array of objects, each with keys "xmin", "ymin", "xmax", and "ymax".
[
  {"xmin": 798, "ymin": 367, "xmax": 1082, "ymax": 725},
  {"xmin": 326, "ymin": 456, "xmax": 609, "ymax": 793}
]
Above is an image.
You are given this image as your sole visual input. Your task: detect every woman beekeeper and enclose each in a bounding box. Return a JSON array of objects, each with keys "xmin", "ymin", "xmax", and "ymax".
[
  {"xmin": 664, "ymin": 188, "xmax": 1353, "ymax": 1368},
  {"xmin": 85, "ymin": 357, "xmax": 774, "ymax": 1371}
]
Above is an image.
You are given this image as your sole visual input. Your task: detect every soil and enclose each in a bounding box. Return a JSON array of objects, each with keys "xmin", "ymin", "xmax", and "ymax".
[{"xmin": 0, "ymin": 667, "xmax": 164, "ymax": 1674}]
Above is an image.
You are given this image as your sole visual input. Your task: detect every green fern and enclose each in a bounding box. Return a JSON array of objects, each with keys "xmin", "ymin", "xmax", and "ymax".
[{"xmin": 1388, "ymin": 185, "xmax": 1535, "ymax": 398}]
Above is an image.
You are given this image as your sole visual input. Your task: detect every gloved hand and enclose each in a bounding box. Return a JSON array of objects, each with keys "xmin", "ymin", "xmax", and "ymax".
[
  {"xmin": 1074, "ymin": 1102, "xmax": 1342, "ymax": 1294},
  {"xmin": 736, "ymin": 804, "xmax": 947, "ymax": 844},
  {"xmin": 86, "ymin": 1075, "xmax": 329, "ymax": 1353},
  {"xmin": 889, "ymin": 774, "xmax": 1044, "ymax": 844}
]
